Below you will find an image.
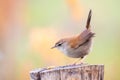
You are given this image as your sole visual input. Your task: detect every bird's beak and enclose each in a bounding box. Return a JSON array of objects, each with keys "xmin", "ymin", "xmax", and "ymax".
[{"xmin": 51, "ymin": 46, "xmax": 56, "ymax": 49}]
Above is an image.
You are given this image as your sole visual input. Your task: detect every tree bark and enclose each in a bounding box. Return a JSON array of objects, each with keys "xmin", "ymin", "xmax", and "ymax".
[{"xmin": 30, "ymin": 64, "xmax": 104, "ymax": 80}]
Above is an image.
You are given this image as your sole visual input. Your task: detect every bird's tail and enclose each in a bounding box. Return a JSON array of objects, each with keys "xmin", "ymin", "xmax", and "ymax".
[{"xmin": 86, "ymin": 9, "xmax": 92, "ymax": 29}]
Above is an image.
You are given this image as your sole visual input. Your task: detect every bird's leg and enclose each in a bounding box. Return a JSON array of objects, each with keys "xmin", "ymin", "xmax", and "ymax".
[
  {"xmin": 79, "ymin": 56, "xmax": 88, "ymax": 65},
  {"xmin": 79, "ymin": 56, "xmax": 85, "ymax": 64},
  {"xmin": 72, "ymin": 56, "xmax": 88, "ymax": 65},
  {"xmin": 72, "ymin": 57, "xmax": 84, "ymax": 65}
]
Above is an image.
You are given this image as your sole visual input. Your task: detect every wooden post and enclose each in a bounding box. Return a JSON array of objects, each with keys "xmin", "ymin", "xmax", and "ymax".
[{"xmin": 30, "ymin": 64, "xmax": 104, "ymax": 80}]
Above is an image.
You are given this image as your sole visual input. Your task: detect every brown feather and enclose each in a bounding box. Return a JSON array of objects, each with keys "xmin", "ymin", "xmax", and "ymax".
[
  {"xmin": 86, "ymin": 10, "xmax": 92, "ymax": 29},
  {"xmin": 68, "ymin": 37, "xmax": 81, "ymax": 48},
  {"xmin": 69, "ymin": 32, "xmax": 95, "ymax": 49}
]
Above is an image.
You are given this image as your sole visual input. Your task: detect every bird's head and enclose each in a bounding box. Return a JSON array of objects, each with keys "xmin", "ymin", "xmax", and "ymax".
[{"xmin": 51, "ymin": 39, "xmax": 69, "ymax": 53}]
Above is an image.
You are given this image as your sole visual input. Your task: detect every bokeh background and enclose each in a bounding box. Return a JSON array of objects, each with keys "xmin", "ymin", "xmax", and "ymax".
[{"xmin": 0, "ymin": 0, "xmax": 120, "ymax": 80}]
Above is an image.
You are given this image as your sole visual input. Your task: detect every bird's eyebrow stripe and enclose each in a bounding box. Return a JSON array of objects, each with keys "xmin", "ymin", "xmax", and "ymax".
[{"xmin": 55, "ymin": 42, "xmax": 64, "ymax": 46}]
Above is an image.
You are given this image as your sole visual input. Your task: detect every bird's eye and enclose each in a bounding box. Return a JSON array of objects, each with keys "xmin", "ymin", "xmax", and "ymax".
[{"xmin": 57, "ymin": 43, "xmax": 62, "ymax": 46}]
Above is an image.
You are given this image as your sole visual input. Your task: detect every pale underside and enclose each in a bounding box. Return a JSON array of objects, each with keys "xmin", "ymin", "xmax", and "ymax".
[{"xmin": 57, "ymin": 38, "xmax": 93, "ymax": 58}]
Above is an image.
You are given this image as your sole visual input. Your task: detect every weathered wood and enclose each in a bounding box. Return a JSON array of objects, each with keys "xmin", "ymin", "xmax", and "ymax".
[{"xmin": 30, "ymin": 64, "xmax": 104, "ymax": 80}]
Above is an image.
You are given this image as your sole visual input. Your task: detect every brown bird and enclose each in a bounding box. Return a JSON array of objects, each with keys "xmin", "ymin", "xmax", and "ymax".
[{"xmin": 51, "ymin": 10, "xmax": 95, "ymax": 64}]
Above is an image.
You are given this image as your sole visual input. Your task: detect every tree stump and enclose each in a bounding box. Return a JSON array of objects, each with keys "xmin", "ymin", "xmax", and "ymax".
[{"xmin": 30, "ymin": 64, "xmax": 104, "ymax": 80}]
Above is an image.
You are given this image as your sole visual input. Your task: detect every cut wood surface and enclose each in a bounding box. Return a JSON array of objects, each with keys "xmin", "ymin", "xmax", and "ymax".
[{"xmin": 30, "ymin": 64, "xmax": 104, "ymax": 80}]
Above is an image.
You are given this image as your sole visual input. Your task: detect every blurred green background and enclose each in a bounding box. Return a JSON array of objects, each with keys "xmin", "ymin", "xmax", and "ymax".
[{"xmin": 0, "ymin": 0, "xmax": 120, "ymax": 80}]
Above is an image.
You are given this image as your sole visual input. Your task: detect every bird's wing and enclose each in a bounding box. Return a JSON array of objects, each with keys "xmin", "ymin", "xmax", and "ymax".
[
  {"xmin": 74, "ymin": 32, "xmax": 95, "ymax": 49},
  {"xmin": 68, "ymin": 31, "xmax": 95, "ymax": 49}
]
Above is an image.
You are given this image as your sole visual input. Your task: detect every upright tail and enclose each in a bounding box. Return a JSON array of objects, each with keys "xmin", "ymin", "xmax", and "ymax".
[{"xmin": 86, "ymin": 9, "xmax": 92, "ymax": 29}]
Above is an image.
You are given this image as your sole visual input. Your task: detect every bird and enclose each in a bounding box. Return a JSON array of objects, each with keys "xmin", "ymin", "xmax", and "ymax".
[{"xmin": 51, "ymin": 10, "xmax": 95, "ymax": 64}]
